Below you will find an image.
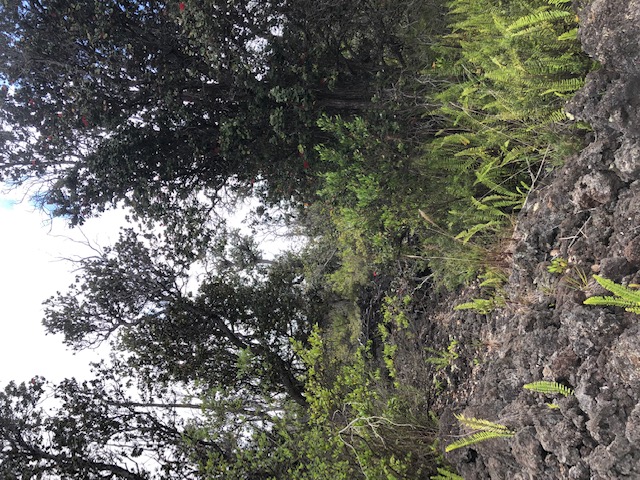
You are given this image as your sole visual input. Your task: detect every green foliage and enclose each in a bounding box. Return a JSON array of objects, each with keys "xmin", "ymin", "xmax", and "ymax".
[
  {"xmin": 524, "ymin": 381, "xmax": 574, "ymax": 397},
  {"xmin": 584, "ymin": 275, "xmax": 640, "ymax": 313},
  {"xmin": 454, "ymin": 295, "xmax": 505, "ymax": 314},
  {"xmin": 316, "ymin": 114, "xmax": 429, "ymax": 296},
  {"xmin": 291, "ymin": 326, "xmax": 438, "ymax": 479},
  {"xmin": 431, "ymin": 467, "xmax": 465, "ymax": 480},
  {"xmin": 548, "ymin": 257, "xmax": 569, "ymax": 273},
  {"xmin": 445, "ymin": 414, "xmax": 515, "ymax": 453},
  {"xmin": 415, "ymin": 0, "xmax": 593, "ymax": 288},
  {"xmin": 426, "ymin": 340, "xmax": 459, "ymax": 371}
]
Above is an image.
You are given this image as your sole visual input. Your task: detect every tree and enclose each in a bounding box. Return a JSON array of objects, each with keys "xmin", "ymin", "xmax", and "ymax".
[
  {"xmin": 43, "ymin": 228, "xmax": 330, "ymax": 406},
  {"xmin": 0, "ymin": 0, "xmax": 412, "ymax": 226},
  {"xmin": 0, "ymin": 369, "xmax": 210, "ymax": 479}
]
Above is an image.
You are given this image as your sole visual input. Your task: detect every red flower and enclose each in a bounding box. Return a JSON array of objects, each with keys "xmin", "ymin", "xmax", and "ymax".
[
  {"xmin": 81, "ymin": 116, "xmax": 89, "ymax": 127},
  {"xmin": 303, "ymin": 160, "xmax": 310, "ymax": 169},
  {"xmin": 179, "ymin": 2, "xmax": 185, "ymax": 11}
]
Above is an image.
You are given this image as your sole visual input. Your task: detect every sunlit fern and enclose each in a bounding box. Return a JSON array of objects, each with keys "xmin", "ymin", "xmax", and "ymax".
[
  {"xmin": 445, "ymin": 414, "xmax": 514, "ymax": 452},
  {"xmin": 584, "ymin": 275, "xmax": 640, "ymax": 313},
  {"xmin": 523, "ymin": 380, "xmax": 574, "ymax": 397}
]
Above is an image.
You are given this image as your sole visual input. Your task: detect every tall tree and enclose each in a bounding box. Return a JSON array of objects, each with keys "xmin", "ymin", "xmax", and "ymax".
[
  {"xmin": 0, "ymin": 0, "xmax": 410, "ymax": 225},
  {"xmin": 0, "ymin": 369, "xmax": 210, "ymax": 479},
  {"xmin": 43, "ymin": 228, "xmax": 329, "ymax": 406}
]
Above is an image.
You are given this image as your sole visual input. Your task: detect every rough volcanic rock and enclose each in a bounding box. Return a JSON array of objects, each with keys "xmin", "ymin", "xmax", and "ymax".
[{"xmin": 421, "ymin": 0, "xmax": 640, "ymax": 478}]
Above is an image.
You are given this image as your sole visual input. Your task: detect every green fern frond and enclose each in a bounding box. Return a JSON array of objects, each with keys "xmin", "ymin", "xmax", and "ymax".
[
  {"xmin": 446, "ymin": 414, "xmax": 514, "ymax": 452},
  {"xmin": 454, "ymin": 414, "xmax": 513, "ymax": 433},
  {"xmin": 548, "ymin": 109, "xmax": 571, "ymax": 124},
  {"xmin": 557, "ymin": 28, "xmax": 578, "ymax": 41},
  {"xmin": 507, "ymin": 10, "xmax": 572, "ymax": 33},
  {"xmin": 455, "ymin": 220, "xmax": 504, "ymax": 244},
  {"xmin": 583, "ymin": 296, "xmax": 640, "ymax": 313},
  {"xmin": 584, "ymin": 275, "xmax": 640, "ymax": 313},
  {"xmin": 445, "ymin": 431, "xmax": 513, "ymax": 452},
  {"xmin": 541, "ymin": 78, "xmax": 584, "ymax": 96},
  {"xmin": 454, "ymin": 298, "xmax": 499, "ymax": 314},
  {"xmin": 524, "ymin": 381, "xmax": 574, "ymax": 397},
  {"xmin": 431, "ymin": 467, "xmax": 464, "ymax": 480}
]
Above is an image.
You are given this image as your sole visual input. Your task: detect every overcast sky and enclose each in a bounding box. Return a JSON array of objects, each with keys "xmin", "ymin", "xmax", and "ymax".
[
  {"xmin": 0, "ymin": 190, "xmax": 127, "ymax": 386},
  {"xmin": 0, "ymin": 187, "xmax": 295, "ymax": 387}
]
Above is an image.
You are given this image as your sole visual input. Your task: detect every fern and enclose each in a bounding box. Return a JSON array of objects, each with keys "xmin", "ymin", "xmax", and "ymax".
[
  {"xmin": 523, "ymin": 381, "xmax": 574, "ymax": 397},
  {"xmin": 431, "ymin": 467, "xmax": 464, "ymax": 480},
  {"xmin": 454, "ymin": 296, "xmax": 504, "ymax": 314},
  {"xmin": 507, "ymin": 10, "xmax": 572, "ymax": 34},
  {"xmin": 446, "ymin": 414, "xmax": 515, "ymax": 453},
  {"xmin": 454, "ymin": 414, "xmax": 513, "ymax": 433},
  {"xmin": 584, "ymin": 275, "xmax": 640, "ymax": 313},
  {"xmin": 446, "ymin": 431, "xmax": 513, "ymax": 452},
  {"xmin": 557, "ymin": 28, "xmax": 578, "ymax": 41},
  {"xmin": 540, "ymin": 78, "xmax": 584, "ymax": 96}
]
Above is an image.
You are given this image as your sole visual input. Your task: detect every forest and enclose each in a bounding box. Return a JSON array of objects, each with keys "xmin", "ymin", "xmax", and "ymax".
[{"xmin": 0, "ymin": 0, "xmax": 609, "ymax": 478}]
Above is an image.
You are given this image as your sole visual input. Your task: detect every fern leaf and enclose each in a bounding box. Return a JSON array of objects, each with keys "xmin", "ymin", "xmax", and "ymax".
[
  {"xmin": 431, "ymin": 467, "xmax": 464, "ymax": 480},
  {"xmin": 455, "ymin": 220, "xmax": 503, "ymax": 244},
  {"xmin": 541, "ymin": 78, "xmax": 584, "ymax": 96},
  {"xmin": 592, "ymin": 275, "xmax": 640, "ymax": 303},
  {"xmin": 557, "ymin": 28, "xmax": 578, "ymax": 41},
  {"xmin": 523, "ymin": 381, "xmax": 574, "ymax": 397},
  {"xmin": 445, "ymin": 431, "xmax": 513, "ymax": 452},
  {"xmin": 584, "ymin": 275, "xmax": 640, "ymax": 312},
  {"xmin": 454, "ymin": 414, "xmax": 513, "ymax": 433},
  {"xmin": 507, "ymin": 10, "xmax": 572, "ymax": 33},
  {"xmin": 548, "ymin": 109, "xmax": 571, "ymax": 124},
  {"xmin": 454, "ymin": 298, "xmax": 495, "ymax": 314},
  {"xmin": 583, "ymin": 296, "xmax": 640, "ymax": 313}
]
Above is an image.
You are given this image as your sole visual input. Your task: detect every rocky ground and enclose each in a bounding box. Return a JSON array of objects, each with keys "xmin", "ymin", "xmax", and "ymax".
[{"xmin": 395, "ymin": 1, "xmax": 640, "ymax": 478}]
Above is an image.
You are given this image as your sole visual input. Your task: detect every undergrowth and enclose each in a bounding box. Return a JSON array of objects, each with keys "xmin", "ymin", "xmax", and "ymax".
[{"xmin": 291, "ymin": 0, "xmax": 595, "ymax": 477}]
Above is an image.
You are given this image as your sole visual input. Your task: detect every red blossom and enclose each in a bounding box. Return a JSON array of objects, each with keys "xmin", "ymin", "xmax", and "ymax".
[
  {"xmin": 179, "ymin": 2, "xmax": 185, "ymax": 11},
  {"xmin": 303, "ymin": 160, "xmax": 310, "ymax": 169},
  {"xmin": 81, "ymin": 116, "xmax": 89, "ymax": 127}
]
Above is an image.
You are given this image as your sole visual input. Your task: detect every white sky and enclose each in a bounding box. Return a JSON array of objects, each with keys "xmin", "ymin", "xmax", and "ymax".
[
  {"xmin": 0, "ymin": 191, "xmax": 127, "ymax": 385},
  {"xmin": 0, "ymin": 188, "xmax": 297, "ymax": 387}
]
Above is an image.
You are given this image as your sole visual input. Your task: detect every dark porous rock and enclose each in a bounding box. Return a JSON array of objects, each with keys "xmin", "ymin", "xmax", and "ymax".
[
  {"xmin": 567, "ymin": 460, "xmax": 591, "ymax": 480},
  {"xmin": 614, "ymin": 138, "xmax": 640, "ymax": 181},
  {"xmin": 610, "ymin": 325, "xmax": 640, "ymax": 386},
  {"xmin": 571, "ymin": 171, "xmax": 620, "ymax": 208},
  {"xmin": 415, "ymin": 0, "xmax": 640, "ymax": 477},
  {"xmin": 511, "ymin": 427, "xmax": 544, "ymax": 473},
  {"xmin": 625, "ymin": 402, "xmax": 640, "ymax": 444},
  {"xmin": 598, "ymin": 256, "xmax": 635, "ymax": 280},
  {"xmin": 578, "ymin": 0, "xmax": 640, "ymax": 74},
  {"xmin": 623, "ymin": 234, "xmax": 640, "ymax": 264}
]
